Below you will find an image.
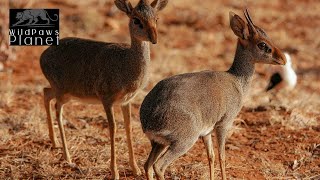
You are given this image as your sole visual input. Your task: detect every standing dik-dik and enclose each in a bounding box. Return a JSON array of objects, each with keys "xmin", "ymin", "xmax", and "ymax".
[
  {"xmin": 140, "ymin": 9, "xmax": 286, "ymax": 180},
  {"xmin": 40, "ymin": 0, "xmax": 168, "ymax": 178}
]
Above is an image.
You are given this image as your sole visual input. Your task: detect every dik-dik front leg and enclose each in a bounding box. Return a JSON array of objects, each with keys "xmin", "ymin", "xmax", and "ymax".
[
  {"xmin": 121, "ymin": 103, "xmax": 141, "ymax": 176},
  {"xmin": 55, "ymin": 97, "xmax": 71, "ymax": 163},
  {"xmin": 43, "ymin": 87, "xmax": 58, "ymax": 148},
  {"xmin": 103, "ymin": 102, "xmax": 119, "ymax": 179}
]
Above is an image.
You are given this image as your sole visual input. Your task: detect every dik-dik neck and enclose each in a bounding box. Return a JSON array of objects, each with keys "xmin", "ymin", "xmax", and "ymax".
[
  {"xmin": 130, "ymin": 36, "xmax": 151, "ymax": 63},
  {"xmin": 128, "ymin": 33, "xmax": 151, "ymax": 85},
  {"xmin": 228, "ymin": 41, "xmax": 255, "ymax": 93}
]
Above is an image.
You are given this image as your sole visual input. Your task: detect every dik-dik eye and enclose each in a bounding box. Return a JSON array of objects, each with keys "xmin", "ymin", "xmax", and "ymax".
[
  {"xmin": 258, "ymin": 42, "xmax": 272, "ymax": 53},
  {"xmin": 257, "ymin": 42, "xmax": 266, "ymax": 50},
  {"xmin": 133, "ymin": 18, "xmax": 143, "ymax": 29}
]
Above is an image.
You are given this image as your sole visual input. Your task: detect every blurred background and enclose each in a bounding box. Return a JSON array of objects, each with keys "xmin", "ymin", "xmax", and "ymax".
[{"xmin": 0, "ymin": 0, "xmax": 319, "ymax": 179}]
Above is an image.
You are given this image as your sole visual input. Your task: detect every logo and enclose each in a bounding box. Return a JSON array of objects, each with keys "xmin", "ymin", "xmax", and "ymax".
[{"xmin": 9, "ymin": 9, "xmax": 59, "ymax": 46}]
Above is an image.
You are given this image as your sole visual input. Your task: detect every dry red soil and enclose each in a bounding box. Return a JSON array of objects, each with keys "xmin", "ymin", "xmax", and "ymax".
[{"xmin": 0, "ymin": 0, "xmax": 319, "ymax": 179}]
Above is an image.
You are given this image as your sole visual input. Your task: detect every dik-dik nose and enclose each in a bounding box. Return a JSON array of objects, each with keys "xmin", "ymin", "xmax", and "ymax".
[
  {"xmin": 273, "ymin": 47, "xmax": 286, "ymax": 65},
  {"xmin": 149, "ymin": 27, "xmax": 158, "ymax": 44}
]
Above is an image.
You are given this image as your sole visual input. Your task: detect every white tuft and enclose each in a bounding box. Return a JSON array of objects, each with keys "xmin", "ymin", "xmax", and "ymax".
[{"xmin": 280, "ymin": 52, "xmax": 297, "ymax": 89}]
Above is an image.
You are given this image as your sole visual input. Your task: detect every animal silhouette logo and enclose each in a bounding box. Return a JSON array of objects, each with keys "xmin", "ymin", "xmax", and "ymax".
[
  {"xmin": 9, "ymin": 9, "xmax": 59, "ymax": 46},
  {"xmin": 12, "ymin": 9, "xmax": 58, "ymax": 27}
]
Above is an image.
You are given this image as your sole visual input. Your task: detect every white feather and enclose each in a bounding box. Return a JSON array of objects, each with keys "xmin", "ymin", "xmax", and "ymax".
[{"xmin": 281, "ymin": 53, "xmax": 297, "ymax": 89}]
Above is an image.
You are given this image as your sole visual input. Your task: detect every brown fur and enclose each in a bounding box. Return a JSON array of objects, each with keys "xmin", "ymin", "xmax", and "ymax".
[
  {"xmin": 140, "ymin": 9, "xmax": 286, "ymax": 180},
  {"xmin": 40, "ymin": 0, "xmax": 168, "ymax": 179}
]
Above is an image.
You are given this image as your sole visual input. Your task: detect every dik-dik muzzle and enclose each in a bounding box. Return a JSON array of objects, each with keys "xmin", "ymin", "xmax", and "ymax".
[
  {"xmin": 148, "ymin": 26, "xmax": 158, "ymax": 44},
  {"xmin": 271, "ymin": 46, "xmax": 286, "ymax": 65}
]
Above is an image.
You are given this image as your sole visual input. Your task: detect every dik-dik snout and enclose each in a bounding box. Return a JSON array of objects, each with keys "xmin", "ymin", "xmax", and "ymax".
[
  {"xmin": 116, "ymin": 0, "xmax": 168, "ymax": 44},
  {"xmin": 271, "ymin": 47, "xmax": 286, "ymax": 65},
  {"xmin": 230, "ymin": 9, "xmax": 286, "ymax": 66},
  {"xmin": 148, "ymin": 26, "xmax": 158, "ymax": 44}
]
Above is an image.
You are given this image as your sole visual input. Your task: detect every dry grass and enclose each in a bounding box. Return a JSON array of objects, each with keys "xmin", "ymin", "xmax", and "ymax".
[{"xmin": 0, "ymin": 0, "xmax": 319, "ymax": 179}]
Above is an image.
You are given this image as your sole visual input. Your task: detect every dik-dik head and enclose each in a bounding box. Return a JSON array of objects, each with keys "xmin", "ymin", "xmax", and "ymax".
[
  {"xmin": 115, "ymin": 0, "xmax": 168, "ymax": 44},
  {"xmin": 230, "ymin": 9, "xmax": 286, "ymax": 65}
]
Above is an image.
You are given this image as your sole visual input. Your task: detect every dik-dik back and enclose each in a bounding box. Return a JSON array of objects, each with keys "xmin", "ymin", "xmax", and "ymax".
[{"xmin": 40, "ymin": 38, "xmax": 144, "ymax": 101}]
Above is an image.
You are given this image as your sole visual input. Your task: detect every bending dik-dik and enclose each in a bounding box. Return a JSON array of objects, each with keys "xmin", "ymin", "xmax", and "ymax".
[
  {"xmin": 140, "ymin": 9, "xmax": 286, "ymax": 180},
  {"xmin": 40, "ymin": 0, "xmax": 168, "ymax": 178}
]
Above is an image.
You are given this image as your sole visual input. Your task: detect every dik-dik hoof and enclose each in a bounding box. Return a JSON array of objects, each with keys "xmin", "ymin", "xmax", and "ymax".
[
  {"xmin": 111, "ymin": 171, "xmax": 120, "ymax": 180},
  {"xmin": 51, "ymin": 141, "xmax": 59, "ymax": 149},
  {"xmin": 132, "ymin": 166, "xmax": 142, "ymax": 176},
  {"xmin": 49, "ymin": 137, "xmax": 59, "ymax": 148}
]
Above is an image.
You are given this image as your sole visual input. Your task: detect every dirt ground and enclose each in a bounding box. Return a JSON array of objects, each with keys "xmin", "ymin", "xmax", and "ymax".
[{"xmin": 0, "ymin": 0, "xmax": 319, "ymax": 179}]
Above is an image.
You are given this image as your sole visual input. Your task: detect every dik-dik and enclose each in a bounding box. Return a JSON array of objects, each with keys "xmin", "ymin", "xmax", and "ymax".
[
  {"xmin": 40, "ymin": 0, "xmax": 168, "ymax": 179},
  {"xmin": 140, "ymin": 9, "xmax": 286, "ymax": 180}
]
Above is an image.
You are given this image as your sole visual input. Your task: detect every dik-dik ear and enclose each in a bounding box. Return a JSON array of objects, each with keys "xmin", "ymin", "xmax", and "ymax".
[
  {"xmin": 114, "ymin": 0, "xmax": 133, "ymax": 15},
  {"xmin": 151, "ymin": 0, "xmax": 168, "ymax": 11},
  {"xmin": 229, "ymin": 11, "xmax": 247, "ymax": 40}
]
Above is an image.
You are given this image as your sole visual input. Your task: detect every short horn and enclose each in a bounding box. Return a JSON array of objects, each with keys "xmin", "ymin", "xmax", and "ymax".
[
  {"xmin": 244, "ymin": 9, "xmax": 254, "ymax": 25},
  {"xmin": 244, "ymin": 8, "xmax": 257, "ymax": 35}
]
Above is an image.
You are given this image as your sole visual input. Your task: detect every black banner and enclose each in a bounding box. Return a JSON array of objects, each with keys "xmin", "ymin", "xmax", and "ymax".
[{"xmin": 9, "ymin": 9, "xmax": 59, "ymax": 46}]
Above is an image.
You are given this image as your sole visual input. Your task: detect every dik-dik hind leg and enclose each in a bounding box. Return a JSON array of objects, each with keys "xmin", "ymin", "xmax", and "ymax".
[
  {"xmin": 121, "ymin": 103, "xmax": 141, "ymax": 176},
  {"xmin": 103, "ymin": 103, "xmax": 119, "ymax": 180},
  {"xmin": 43, "ymin": 87, "xmax": 58, "ymax": 148},
  {"xmin": 144, "ymin": 141, "xmax": 167, "ymax": 180},
  {"xmin": 202, "ymin": 134, "xmax": 215, "ymax": 180},
  {"xmin": 55, "ymin": 96, "xmax": 71, "ymax": 163},
  {"xmin": 154, "ymin": 138, "xmax": 197, "ymax": 180}
]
